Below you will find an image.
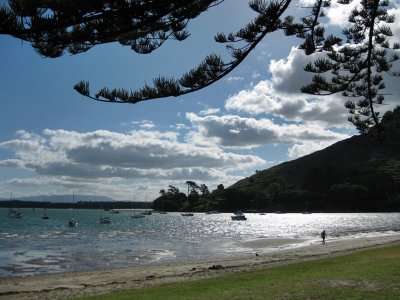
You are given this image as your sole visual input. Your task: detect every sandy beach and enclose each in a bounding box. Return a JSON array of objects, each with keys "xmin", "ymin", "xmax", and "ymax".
[{"xmin": 1, "ymin": 234, "xmax": 399, "ymax": 300}]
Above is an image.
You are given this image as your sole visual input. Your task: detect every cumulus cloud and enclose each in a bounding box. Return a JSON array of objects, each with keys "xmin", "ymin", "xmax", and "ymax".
[
  {"xmin": 324, "ymin": 0, "xmax": 361, "ymax": 26},
  {"xmin": 225, "ymin": 48, "xmax": 349, "ymax": 127},
  {"xmin": 288, "ymin": 141, "xmax": 336, "ymax": 159},
  {"xmin": 388, "ymin": 5, "xmax": 400, "ymax": 45},
  {"xmin": 186, "ymin": 113, "xmax": 349, "ymax": 152},
  {"xmin": 0, "ymin": 129, "xmax": 265, "ymax": 182},
  {"xmin": 226, "ymin": 42, "xmax": 399, "ymax": 126}
]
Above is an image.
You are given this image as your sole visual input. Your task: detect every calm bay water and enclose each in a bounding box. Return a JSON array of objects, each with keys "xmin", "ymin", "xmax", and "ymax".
[{"xmin": 1, "ymin": 208, "xmax": 399, "ymax": 277}]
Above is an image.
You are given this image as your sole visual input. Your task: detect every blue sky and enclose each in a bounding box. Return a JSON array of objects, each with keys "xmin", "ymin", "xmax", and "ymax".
[{"xmin": 1, "ymin": 0, "xmax": 399, "ymax": 201}]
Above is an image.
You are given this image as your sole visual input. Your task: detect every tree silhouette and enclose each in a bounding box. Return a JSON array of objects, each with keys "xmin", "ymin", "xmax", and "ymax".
[
  {"xmin": 199, "ymin": 184, "xmax": 210, "ymax": 195},
  {"xmin": 185, "ymin": 180, "xmax": 199, "ymax": 195},
  {"xmin": 299, "ymin": 0, "xmax": 400, "ymax": 132},
  {"xmin": 1, "ymin": 0, "xmax": 398, "ymax": 131}
]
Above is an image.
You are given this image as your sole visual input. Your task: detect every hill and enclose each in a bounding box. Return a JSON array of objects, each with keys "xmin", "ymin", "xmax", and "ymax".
[
  {"xmin": 152, "ymin": 107, "xmax": 399, "ymax": 213},
  {"xmin": 228, "ymin": 107, "xmax": 400, "ymax": 212}
]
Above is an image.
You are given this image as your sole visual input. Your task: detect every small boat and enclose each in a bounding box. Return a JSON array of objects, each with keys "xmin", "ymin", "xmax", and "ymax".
[
  {"xmin": 99, "ymin": 208, "xmax": 111, "ymax": 224},
  {"xmin": 41, "ymin": 208, "xmax": 49, "ymax": 219},
  {"xmin": 231, "ymin": 211, "xmax": 247, "ymax": 221},
  {"xmin": 68, "ymin": 218, "xmax": 77, "ymax": 227},
  {"xmin": 110, "ymin": 210, "xmax": 120, "ymax": 214},
  {"xmin": 130, "ymin": 196, "xmax": 146, "ymax": 219},
  {"xmin": 141, "ymin": 210, "xmax": 152, "ymax": 215},
  {"xmin": 68, "ymin": 192, "xmax": 77, "ymax": 227},
  {"xmin": 99, "ymin": 216, "xmax": 111, "ymax": 224},
  {"xmin": 8, "ymin": 208, "xmax": 23, "ymax": 218},
  {"xmin": 7, "ymin": 193, "xmax": 23, "ymax": 218},
  {"xmin": 181, "ymin": 212, "xmax": 194, "ymax": 216},
  {"xmin": 130, "ymin": 214, "xmax": 145, "ymax": 219}
]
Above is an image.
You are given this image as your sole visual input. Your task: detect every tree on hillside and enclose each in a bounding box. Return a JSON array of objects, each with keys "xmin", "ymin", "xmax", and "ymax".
[
  {"xmin": 185, "ymin": 180, "xmax": 199, "ymax": 195},
  {"xmin": 1, "ymin": 0, "xmax": 398, "ymax": 131},
  {"xmin": 167, "ymin": 185, "xmax": 180, "ymax": 195},
  {"xmin": 159, "ymin": 189, "xmax": 166, "ymax": 197},
  {"xmin": 199, "ymin": 184, "xmax": 210, "ymax": 195}
]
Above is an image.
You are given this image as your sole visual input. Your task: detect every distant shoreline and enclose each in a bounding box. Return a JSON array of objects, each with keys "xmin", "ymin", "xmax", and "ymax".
[
  {"xmin": 1, "ymin": 202, "xmax": 399, "ymax": 213},
  {"xmin": 1, "ymin": 234, "xmax": 399, "ymax": 300}
]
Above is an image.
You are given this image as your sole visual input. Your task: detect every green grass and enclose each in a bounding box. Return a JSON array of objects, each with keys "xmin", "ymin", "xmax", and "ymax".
[{"xmin": 76, "ymin": 245, "xmax": 400, "ymax": 300}]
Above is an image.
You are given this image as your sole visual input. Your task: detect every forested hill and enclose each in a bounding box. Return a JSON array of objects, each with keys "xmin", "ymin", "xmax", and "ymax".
[{"xmin": 228, "ymin": 107, "xmax": 400, "ymax": 212}]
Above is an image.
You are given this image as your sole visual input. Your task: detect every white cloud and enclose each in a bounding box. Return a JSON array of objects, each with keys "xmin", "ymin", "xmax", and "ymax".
[
  {"xmin": 226, "ymin": 76, "xmax": 244, "ymax": 82},
  {"xmin": 288, "ymin": 141, "xmax": 335, "ymax": 159},
  {"xmin": 226, "ymin": 43, "xmax": 400, "ymax": 126},
  {"xmin": 175, "ymin": 123, "xmax": 189, "ymax": 130},
  {"xmin": 225, "ymin": 48, "xmax": 349, "ymax": 127},
  {"xmin": 186, "ymin": 113, "xmax": 349, "ymax": 150},
  {"xmin": 0, "ymin": 129, "xmax": 265, "ymax": 182},
  {"xmin": 199, "ymin": 107, "xmax": 220, "ymax": 116},
  {"xmin": 325, "ymin": 0, "xmax": 362, "ymax": 27},
  {"xmin": 140, "ymin": 121, "xmax": 155, "ymax": 129},
  {"xmin": 388, "ymin": 5, "xmax": 400, "ymax": 45}
]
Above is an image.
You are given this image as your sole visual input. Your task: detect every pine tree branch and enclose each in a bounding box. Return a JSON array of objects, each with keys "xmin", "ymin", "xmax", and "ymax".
[{"xmin": 75, "ymin": 0, "xmax": 293, "ymax": 104}]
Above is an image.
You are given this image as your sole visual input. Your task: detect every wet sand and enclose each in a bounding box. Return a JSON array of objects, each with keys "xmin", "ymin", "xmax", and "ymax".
[{"xmin": 1, "ymin": 234, "xmax": 399, "ymax": 300}]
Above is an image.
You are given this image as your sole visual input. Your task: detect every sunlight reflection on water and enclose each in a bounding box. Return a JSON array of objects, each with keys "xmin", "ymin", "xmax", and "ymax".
[{"xmin": 1, "ymin": 209, "xmax": 399, "ymax": 277}]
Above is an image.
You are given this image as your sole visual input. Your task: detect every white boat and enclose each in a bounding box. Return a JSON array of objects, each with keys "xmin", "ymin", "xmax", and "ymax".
[
  {"xmin": 68, "ymin": 193, "xmax": 77, "ymax": 227},
  {"xmin": 130, "ymin": 196, "xmax": 146, "ymax": 219},
  {"xmin": 41, "ymin": 208, "xmax": 49, "ymax": 219},
  {"xmin": 231, "ymin": 211, "xmax": 247, "ymax": 221},
  {"xmin": 99, "ymin": 216, "xmax": 111, "ymax": 224},
  {"xmin": 99, "ymin": 209, "xmax": 111, "ymax": 224},
  {"xmin": 8, "ymin": 208, "xmax": 23, "ymax": 218},
  {"xmin": 68, "ymin": 218, "xmax": 77, "ymax": 227},
  {"xmin": 7, "ymin": 193, "xmax": 23, "ymax": 218},
  {"xmin": 181, "ymin": 212, "xmax": 194, "ymax": 216}
]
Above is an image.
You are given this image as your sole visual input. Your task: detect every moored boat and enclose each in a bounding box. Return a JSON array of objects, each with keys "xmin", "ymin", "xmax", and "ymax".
[
  {"xmin": 181, "ymin": 212, "xmax": 194, "ymax": 216},
  {"xmin": 8, "ymin": 208, "xmax": 23, "ymax": 218},
  {"xmin": 130, "ymin": 214, "xmax": 145, "ymax": 219},
  {"xmin": 231, "ymin": 211, "xmax": 247, "ymax": 221},
  {"xmin": 68, "ymin": 218, "xmax": 77, "ymax": 227},
  {"xmin": 99, "ymin": 216, "xmax": 111, "ymax": 224}
]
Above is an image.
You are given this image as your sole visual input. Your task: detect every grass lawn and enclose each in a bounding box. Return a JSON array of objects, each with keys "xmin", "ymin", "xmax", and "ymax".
[{"xmin": 76, "ymin": 245, "xmax": 400, "ymax": 300}]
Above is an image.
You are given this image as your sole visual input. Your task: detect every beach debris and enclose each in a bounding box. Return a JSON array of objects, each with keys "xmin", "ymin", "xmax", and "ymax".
[{"xmin": 208, "ymin": 264, "xmax": 224, "ymax": 270}]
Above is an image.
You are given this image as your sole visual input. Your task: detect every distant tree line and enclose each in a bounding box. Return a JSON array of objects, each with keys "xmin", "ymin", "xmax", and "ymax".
[
  {"xmin": 153, "ymin": 182, "xmax": 225, "ymax": 212},
  {"xmin": 0, "ymin": 200, "xmax": 152, "ymax": 210},
  {"xmin": 153, "ymin": 165, "xmax": 400, "ymax": 213}
]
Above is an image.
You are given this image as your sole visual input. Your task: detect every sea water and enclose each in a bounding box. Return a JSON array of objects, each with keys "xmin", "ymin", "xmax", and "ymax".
[{"xmin": 1, "ymin": 208, "xmax": 399, "ymax": 277}]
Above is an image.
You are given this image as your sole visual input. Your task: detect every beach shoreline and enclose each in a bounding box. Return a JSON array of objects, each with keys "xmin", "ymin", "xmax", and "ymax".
[{"xmin": 1, "ymin": 234, "xmax": 399, "ymax": 300}]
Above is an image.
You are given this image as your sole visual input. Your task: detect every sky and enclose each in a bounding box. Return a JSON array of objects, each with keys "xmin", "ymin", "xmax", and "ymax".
[{"xmin": 1, "ymin": 0, "xmax": 399, "ymax": 202}]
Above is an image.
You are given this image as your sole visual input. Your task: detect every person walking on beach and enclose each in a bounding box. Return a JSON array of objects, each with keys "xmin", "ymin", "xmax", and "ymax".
[{"xmin": 321, "ymin": 230, "xmax": 327, "ymax": 244}]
